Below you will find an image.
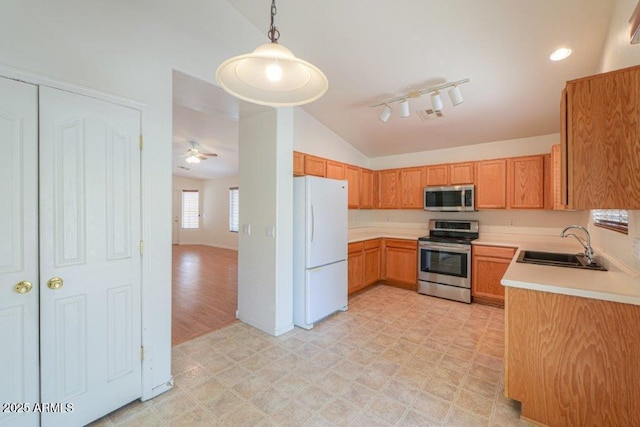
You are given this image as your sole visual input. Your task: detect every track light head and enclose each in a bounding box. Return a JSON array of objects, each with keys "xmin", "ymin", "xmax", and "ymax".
[
  {"xmin": 448, "ymin": 85, "xmax": 464, "ymax": 106},
  {"xmin": 431, "ymin": 91, "xmax": 444, "ymax": 112},
  {"xmin": 400, "ymin": 99, "xmax": 410, "ymax": 118},
  {"xmin": 379, "ymin": 105, "xmax": 392, "ymax": 122}
]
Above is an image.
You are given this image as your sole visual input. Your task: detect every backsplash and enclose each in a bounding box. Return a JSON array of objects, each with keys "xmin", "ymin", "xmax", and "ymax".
[{"xmin": 349, "ymin": 209, "xmax": 588, "ymax": 237}]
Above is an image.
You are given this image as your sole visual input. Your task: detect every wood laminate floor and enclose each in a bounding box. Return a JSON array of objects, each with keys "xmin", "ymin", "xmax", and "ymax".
[{"xmin": 172, "ymin": 245, "xmax": 238, "ymax": 346}]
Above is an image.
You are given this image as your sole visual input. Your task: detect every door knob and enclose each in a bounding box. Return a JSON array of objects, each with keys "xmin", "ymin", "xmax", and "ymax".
[
  {"xmin": 14, "ymin": 281, "xmax": 33, "ymax": 294},
  {"xmin": 47, "ymin": 277, "xmax": 64, "ymax": 290}
]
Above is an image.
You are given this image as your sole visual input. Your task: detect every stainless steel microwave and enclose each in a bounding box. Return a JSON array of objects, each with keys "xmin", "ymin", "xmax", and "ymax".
[{"xmin": 424, "ymin": 185, "xmax": 475, "ymax": 211}]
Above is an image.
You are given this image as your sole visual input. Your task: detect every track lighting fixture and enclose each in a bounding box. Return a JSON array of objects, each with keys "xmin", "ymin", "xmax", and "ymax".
[
  {"xmin": 448, "ymin": 85, "xmax": 464, "ymax": 106},
  {"xmin": 379, "ymin": 104, "xmax": 392, "ymax": 122},
  {"xmin": 430, "ymin": 91, "xmax": 444, "ymax": 112},
  {"xmin": 400, "ymin": 99, "xmax": 410, "ymax": 118},
  {"xmin": 372, "ymin": 78, "xmax": 469, "ymax": 122}
]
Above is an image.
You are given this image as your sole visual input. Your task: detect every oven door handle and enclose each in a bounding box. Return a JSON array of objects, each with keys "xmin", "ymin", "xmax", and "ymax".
[{"xmin": 420, "ymin": 243, "xmax": 471, "ymax": 252}]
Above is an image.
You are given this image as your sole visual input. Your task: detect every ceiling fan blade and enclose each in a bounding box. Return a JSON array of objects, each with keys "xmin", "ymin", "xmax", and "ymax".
[
  {"xmin": 195, "ymin": 153, "xmax": 208, "ymax": 160},
  {"xmin": 200, "ymin": 152, "xmax": 218, "ymax": 157}
]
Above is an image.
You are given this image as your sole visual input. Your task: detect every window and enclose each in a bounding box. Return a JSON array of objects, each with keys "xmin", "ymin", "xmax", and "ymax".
[
  {"xmin": 592, "ymin": 209, "xmax": 628, "ymax": 234},
  {"xmin": 181, "ymin": 190, "xmax": 199, "ymax": 229},
  {"xmin": 229, "ymin": 187, "xmax": 239, "ymax": 233}
]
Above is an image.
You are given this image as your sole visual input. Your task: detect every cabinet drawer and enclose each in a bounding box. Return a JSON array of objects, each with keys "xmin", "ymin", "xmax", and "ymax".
[
  {"xmin": 348, "ymin": 241, "xmax": 364, "ymax": 254},
  {"xmin": 384, "ymin": 239, "xmax": 418, "ymax": 250},
  {"xmin": 473, "ymin": 245, "xmax": 516, "ymax": 259},
  {"xmin": 364, "ymin": 239, "xmax": 381, "ymax": 250}
]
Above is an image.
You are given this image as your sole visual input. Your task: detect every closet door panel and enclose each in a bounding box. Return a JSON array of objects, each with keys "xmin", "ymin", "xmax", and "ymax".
[{"xmin": 0, "ymin": 77, "xmax": 39, "ymax": 427}]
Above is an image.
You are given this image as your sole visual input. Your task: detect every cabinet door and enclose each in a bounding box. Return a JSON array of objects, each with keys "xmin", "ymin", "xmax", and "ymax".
[
  {"xmin": 449, "ymin": 162, "xmax": 475, "ymax": 185},
  {"xmin": 567, "ymin": 66, "xmax": 640, "ymax": 209},
  {"xmin": 508, "ymin": 155, "xmax": 544, "ymax": 209},
  {"xmin": 378, "ymin": 169, "xmax": 400, "ymax": 208},
  {"xmin": 475, "ymin": 159, "xmax": 507, "ymax": 209},
  {"xmin": 348, "ymin": 249, "xmax": 364, "ymax": 295},
  {"xmin": 304, "ymin": 154, "xmax": 326, "ymax": 177},
  {"xmin": 359, "ymin": 168, "xmax": 374, "ymax": 209},
  {"xmin": 425, "ymin": 165, "xmax": 449, "ymax": 186},
  {"xmin": 363, "ymin": 240, "xmax": 381, "ymax": 286},
  {"xmin": 472, "ymin": 255, "xmax": 511, "ymax": 304},
  {"xmin": 345, "ymin": 165, "xmax": 360, "ymax": 209},
  {"xmin": 326, "ymin": 160, "xmax": 345, "ymax": 180},
  {"xmin": 385, "ymin": 247, "xmax": 417, "ymax": 285},
  {"xmin": 293, "ymin": 151, "xmax": 305, "ymax": 176},
  {"xmin": 400, "ymin": 167, "xmax": 425, "ymax": 209}
]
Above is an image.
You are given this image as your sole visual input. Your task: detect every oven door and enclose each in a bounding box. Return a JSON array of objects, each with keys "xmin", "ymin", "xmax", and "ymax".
[{"xmin": 418, "ymin": 242, "xmax": 471, "ymax": 288}]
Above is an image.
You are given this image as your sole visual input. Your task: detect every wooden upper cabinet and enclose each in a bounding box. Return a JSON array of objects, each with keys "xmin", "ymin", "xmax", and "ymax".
[
  {"xmin": 293, "ymin": 151, "xmax": 305, "ymax": 176},
  {"xmin": 550, "ymin": 145, "xmax": 566, "ymax": 210},
  {"xmin": 507, "ymin": 155, "xmax": 545, "ymax": 209},
  {"xmin": 565, "ymin": 65, "xmax": 640, "ymax": 209},
  {"xmin": 425, "ymin": 165, "xmax": 449, "ymax": 186},
  {"xmin": 304, "ymin": 154, "xmax": 326, "ymax": 177},
  {"xmin": 326, "ymin": 160, "xmax": 345, "ymax": 180},
  {"xmin": 400, "ymin": 167, "xmax": 425, "ymax": 209},
  {"xmin": 475, "ymin": 159, "xmax": 507, "ymax": 209},
  {"xmin": 345, "ymin": 165, "xmax": 360, "ymax": 209},
  {"xmin": 359, "ymin": 168, "xmax": 374, "ymax": 209},
  {"xmin": 378, "ymin": 169, "xmax": 400, "ymax": 208},
  {"xmin": 449, "ymin": 162, "xmax": 475, "ymax": 185}
]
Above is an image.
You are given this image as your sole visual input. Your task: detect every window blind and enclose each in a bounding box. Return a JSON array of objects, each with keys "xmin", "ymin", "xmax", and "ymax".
[
  {"xmin": 229, "ymin": 187, "xmax": 239, "ymax": 233},
  {"xmin": 592, "ymin": 209, "xmax": 628, "ymax": 234},
  {"xmin": 181, "ymin": 190, "xmax": 199, "ymax": 229}
]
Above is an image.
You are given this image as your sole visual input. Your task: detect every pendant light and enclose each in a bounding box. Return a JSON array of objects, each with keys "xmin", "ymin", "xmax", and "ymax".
[{"xmin": 216, "ymin": 0, "xmax": 329, "ymax": 107}]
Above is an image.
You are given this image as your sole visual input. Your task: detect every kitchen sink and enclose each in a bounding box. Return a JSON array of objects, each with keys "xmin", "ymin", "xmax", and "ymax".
[{"xmin": 516, "ymin": 250, "xmax": 607, "ymax": 271}]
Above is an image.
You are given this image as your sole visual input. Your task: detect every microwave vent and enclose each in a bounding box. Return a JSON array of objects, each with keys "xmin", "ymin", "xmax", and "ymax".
[{"xmin": 417, "ymin": 109, "xmax": 444, "ymax": 121}]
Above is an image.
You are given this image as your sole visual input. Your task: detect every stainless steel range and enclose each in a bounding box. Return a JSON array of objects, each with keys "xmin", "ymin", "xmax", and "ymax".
[{"xmin": 418, "ymin": 219, "xmax": 479, "ymax": 303}]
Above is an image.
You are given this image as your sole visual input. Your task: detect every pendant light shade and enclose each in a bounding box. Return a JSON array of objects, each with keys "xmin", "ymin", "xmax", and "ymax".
[
  {"xmin": 216, "ymin": 43, "xmax": 328, "ymax": 107},
  {"xmin": 185, "ymin": 155, "xmax": 201, "ymax": 164},
  {"xmin": 215, "ymin": 0, "xmax": 328, "ymax": 107}
]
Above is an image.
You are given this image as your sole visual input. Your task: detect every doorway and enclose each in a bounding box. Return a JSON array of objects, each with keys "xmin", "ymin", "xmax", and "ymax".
[{"xmin": 170, "ymin": 71, "xmax": 240, "ymax": 345}]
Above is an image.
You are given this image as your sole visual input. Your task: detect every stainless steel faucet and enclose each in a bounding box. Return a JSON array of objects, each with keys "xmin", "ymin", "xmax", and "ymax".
[{"xmin": 561, "ymin": 225, "xmax": 595, "ymax": 264}]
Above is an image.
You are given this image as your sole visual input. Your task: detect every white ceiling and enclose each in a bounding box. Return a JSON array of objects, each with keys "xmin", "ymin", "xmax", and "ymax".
[{"xmin": 174, "ymin": 0, "xmax": 616, "ymax": 180}]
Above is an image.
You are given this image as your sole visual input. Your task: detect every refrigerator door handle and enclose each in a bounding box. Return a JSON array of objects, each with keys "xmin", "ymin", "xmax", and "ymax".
[{"xmin": 311, "ymin": 204, "xmax": 315, "ymax": 242}]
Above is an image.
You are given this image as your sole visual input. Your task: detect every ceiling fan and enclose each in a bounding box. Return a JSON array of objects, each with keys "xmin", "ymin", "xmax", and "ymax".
[{"xmin": 182, "ymin": 141, "xmax": 218, "ymax": 164}]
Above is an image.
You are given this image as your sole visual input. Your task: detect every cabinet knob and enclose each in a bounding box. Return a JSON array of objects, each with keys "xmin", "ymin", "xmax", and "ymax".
[
  {"xmin": 14, "ymin": 281, "xmax": 33, "ymax": 294},
  {"xmin": 47, "ymin": 277, "xmax": 64, "ymax": 290}
]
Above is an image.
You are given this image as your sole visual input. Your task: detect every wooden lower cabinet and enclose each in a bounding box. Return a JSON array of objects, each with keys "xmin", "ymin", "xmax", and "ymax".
[
  {"xmin": 347, "ymin": 242, "xmax": 365, "ymax": 295},
  {"xmin": 348, "ymin": 239, "xmax": 382, "ymax": 295},
  {"xmin": 363, "ymin": 239, "xmax": 381, "ymax": 286},
  {"xmin": 383, "ymin": 239, "xmax": 418, "ymax": 290},
  {"xmin": 506, "ymin": 287, "xmax": 640, "ymax": 426},
  {"xmin": 471, "ymin": 245, "xmax": 516, "ymax": 307}
]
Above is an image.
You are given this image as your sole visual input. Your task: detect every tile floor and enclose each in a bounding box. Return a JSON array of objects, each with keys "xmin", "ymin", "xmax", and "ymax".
[{"xmin": 92, "ymin": 285, "xmax": 531, "ymax": 426}]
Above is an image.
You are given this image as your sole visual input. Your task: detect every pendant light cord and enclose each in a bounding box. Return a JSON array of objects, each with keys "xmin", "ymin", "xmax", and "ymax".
[{"xmin": 268, "ymin": 0, "xmax": 280, "ymax": 43}]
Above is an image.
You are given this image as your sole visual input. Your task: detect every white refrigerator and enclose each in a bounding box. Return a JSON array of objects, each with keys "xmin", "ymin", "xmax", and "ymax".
[{"xmin": 293, "ymin": 176, "xmax": 348, "ymax": 329}]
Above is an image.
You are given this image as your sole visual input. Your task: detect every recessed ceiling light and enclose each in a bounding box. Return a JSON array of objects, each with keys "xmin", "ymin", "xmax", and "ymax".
[{"xmin": 550, "ymin": 47, "xmax": 572, "ymax": 61}]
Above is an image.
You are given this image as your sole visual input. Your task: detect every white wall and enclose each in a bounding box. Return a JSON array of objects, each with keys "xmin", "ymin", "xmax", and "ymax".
[
  {"xmin": 172, "ymin": 176, "xmax": 239, "ymax": 249},
  {"xmin": 592, "ymin": 0, "xmax": 640, "ymax": 274},
  {"xmin": 237, "ymin": 108, "xmax": 294, "ymax": 336},
  {"xmin": 370, "ymin": 133, "xmax": 559, "ymax": 170},
  {"xmin": 0, "ymin": 0, "xmax": 266, "ymax": 398},
  {"xmin": 202, "ymin": 177, "xmax": 239, "ymax": 250},
  {"xmin": 294, "ymin": 108, "xmax": 370, "ymax": 168}
]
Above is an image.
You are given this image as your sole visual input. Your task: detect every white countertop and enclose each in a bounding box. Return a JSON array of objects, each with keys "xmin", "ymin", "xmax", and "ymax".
[
  {"xmin": 479, "ymin": 233, "xmax": 640, "ymax": 306},
  {"xmin": 348, "ymin": 227, "xmax": 427, "ymax": 243}
]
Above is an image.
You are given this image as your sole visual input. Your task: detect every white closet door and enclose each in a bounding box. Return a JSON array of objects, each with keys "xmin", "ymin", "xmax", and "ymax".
[
  {"xmin": 0, "ymin": 77, "xmax": 39, "ymax": 427},
  {"xmin": 39, "ymin": 87, "xmax": 142, "ymax": 426}
]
